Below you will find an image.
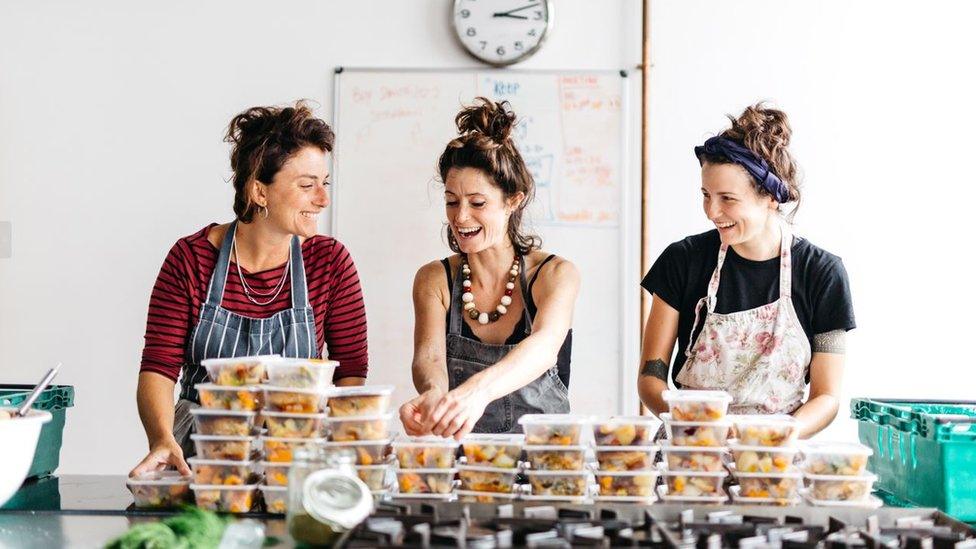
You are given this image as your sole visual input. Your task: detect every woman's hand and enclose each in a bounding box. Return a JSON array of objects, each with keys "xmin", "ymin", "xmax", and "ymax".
[
  {"xmin": 129, "ymin": 437, "xmax": 191, "ymax": 478},
  {"xmin": 425, "ymin": 382, "xmax": 491, "ymax": 440},
  {"xmin": 399, "ymin": 387, "xmax": 444, "ymax": 436}
]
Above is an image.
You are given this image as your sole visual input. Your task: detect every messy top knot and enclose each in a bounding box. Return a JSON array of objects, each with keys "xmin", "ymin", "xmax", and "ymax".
[
  {"xmin": 225, "ymin": 100, "xmax": 335, "ymax": 223},
  {"xmin": 438, "ymin": 97, "xmax": 540, "ymax": 255}
]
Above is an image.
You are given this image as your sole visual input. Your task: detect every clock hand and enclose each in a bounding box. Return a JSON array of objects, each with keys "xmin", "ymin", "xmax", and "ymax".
[
  {"xmin": 493, "ymin": 13, "xmax": 528, "ymax": 19},
  {"xmin": 493, "ymin": 3, "xmax": 540, "ymax": 17}
]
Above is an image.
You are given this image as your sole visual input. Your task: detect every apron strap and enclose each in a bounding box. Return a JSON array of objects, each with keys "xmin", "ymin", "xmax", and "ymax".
[
  {"xmin": 704, "ymin": 244, "xmax": 728, "ymax": 313},
  {"xmin": 289, "ymin": 235, "xmax": 309, "ymax": 309},
  {"xmin": 684, "ymin": 296, "xmax": 708, "ymax": 358},
  {"xmin": 205, "ymin": 220, "xmax": 237, "ymax": 308},
  {"xmin": 447, "ymin": 258, "xmax": 465, "ymax": 336},
  {"xmin": 518, "ymin": 255, "xmax": 533, "ymax": 335},
  {"xmin": 778, "ymin": 221, "xmax": 794, "ymax": 299}
]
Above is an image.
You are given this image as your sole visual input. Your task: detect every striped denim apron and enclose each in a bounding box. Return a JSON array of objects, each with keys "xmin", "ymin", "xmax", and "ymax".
[{"xmin": 173, "ymin": 220, "xmax": 318, "ymax": 455}]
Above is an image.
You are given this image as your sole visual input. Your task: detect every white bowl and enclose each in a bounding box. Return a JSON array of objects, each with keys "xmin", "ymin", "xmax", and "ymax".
[{"xmin": 0, "ymin": 408, "xmax": 52, "ymax": 507}]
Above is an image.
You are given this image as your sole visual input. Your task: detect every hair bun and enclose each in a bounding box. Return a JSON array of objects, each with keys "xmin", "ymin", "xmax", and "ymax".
[{"xmin": 454, "ymin": 97, "xmax": 516, "ymax": 147}]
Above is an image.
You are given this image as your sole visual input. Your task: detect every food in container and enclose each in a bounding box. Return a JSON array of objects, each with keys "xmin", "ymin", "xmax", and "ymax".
[
  {"xmin": 323, "ymin": 439, "xmax": 391, "ymax": 466},
  {"xmin": 261, "ymin": 411, "xmax": 327, "ymax": 438},
  {"xmin": 259, "ymin": 485, "xmax": 288, "ymax": 513},
  {"xmin": 190, "ymin": 409, "xmax": 258, "ymax": 436},
  {"xmin": 201, "ymin": 355, "xmax": 276, "ymax": 386},
  {"xmin": 591, "ymin": 415, "xmax": 661, "ymax": 446},
  {"xmin": 661, "ymin": 413, "xmax": 731, "ymax": 447},
  {"xmin": 460, "ymin": 434, "xmax": 522, "ymax": 468},
  {"xmin": 190, "ymin": 483, "xmax": 259, "ymax": 513},
  {"xmin": 186, "ymin": 458, "xmax": 255, "ymax": 486},
  {"xmin": 731, "ymin": 414, "xmax": 799, "ymax": 447},
  {"xmin": 594, "ymin": 446, "xmax": 658, "ymax": 471},
  {"xmin": 657, "ymin": 484, "xmax": 728, "ymax": 504},
  {"xmin": 729, "ymin": 443, "xmax": 798, "ymax": 473},
  {"xmin": 190, "ymin": 434, "xmax": 258, "ymax": 461},
  {"xmin": 392, "ymin": 436, "xmax": 458, "ymax": 469},
  {"xmin": 457, "ymin": 490, "xmax": 518, "ymax": 503},
  {"xmin": 324, "ymin": 413, "xmax": 393, "ymax": 441},
  {"xmin": 518, "ymin": 414, "xmax": 590, "ymax": 445},
  {"xmin": 396, "ymin": 468, "xmax": 457, "ymax": 494},
  {"xmin": 262, "ymin": 436, "xmax": 327, "ymax": 463},
  {"xmin": 266, "ymin": 358, "xmax": 338, "ymax": 390},
  {"xmin": 800, "ymin": 442, "xmax": 873, "ymax": 476},
  {"xmin": 356, "ymin": 464, "xmax": 391, "ymax": 491},
  {"xmin": 732, "ymin": 467, "xmax": 803, "ymax": 499},
  {"xmin": 805, "ymin": 473, "xmax": 877, "ymax": 501},
  {"xmin": 661, "ymin": 443, "xmax": 727, "ymax": 472},
  {"xmin": 196, "ymin": 384, "xmax": 261, "ymax": 411},
  {"xmin": 126, "ymin": 471, "xmax": 192, "ymax": 508},
  {"xmin": 729, "ymin": 485, "xmax": 800, "ymax": 506},
  {"xmin": 457, "ymin": 465, "xmax": 518, "ymax": 493},
  {"xmin": 595, "ymin": 470, "xmax": 659, "ymax": 497},
  {"xmin": 523, "ymin": 445, "xmax": 587, "ymax": 471},
  {"xmin": 660, "ymin": 468, "xmax": 727, "ymax": 497},
  {"xmin": 662, "ymin": 390, "xmax": 732, "ymax": 421},
  {"xmin": 261, "ymin": 385, "xmax": 325, "ymax": 414},
  {"xmin": 525, "ymin": 470, "xmax": 590, "ymax": 497},
  {"xmin": 326, "ymin": 385, "xmax": 394, "ymax": 417},
  {"xmin": 262, "ymin": 461, "xmax": 291, "ymax": 486}
]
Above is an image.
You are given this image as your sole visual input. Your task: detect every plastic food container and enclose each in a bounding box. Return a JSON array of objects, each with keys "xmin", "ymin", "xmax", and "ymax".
[
  {"xmin": 322, "ymin": 439, "xmax": 391, "ymax": 466},
  {"xmin": 595, "ymin": 470, "xmax": 659, "ymax": 497},
  {"xmin": 196, "ymin": 384, "xmax": 261, "ymax": 411},
  {"xmin": 392, "ymin": 436, "xmax": 459, "ymax": 469},
  {"xmin": 660, "ymin": 468, "xmax": 728, "ymax": 497},
  {"xmin": 662, "ymin": 390, "xmax": 732, "ymax": 421},
  {"xmin": 201, "ymin": 355, "xmax": 276, "ymax": 386},
  {"xmin": 729, "ymin": 485, "xmax": 800, "ymax": 506},
  {"xmin": 661, "ymin": 413, "xmax": 731, "ymax": 447},
  {"xmin": 460, "ymin": 434, "xmax": 523, "ymax": 468},
  {"xmin": 186, "ymin": 457, "xmax": 255, "ymax": 485},
  {"xmin": 661, "ymin": 443, "xmax": 727, "ymax": 472},
  {"xmin": 732, "ymin": 467, "xmax": 803, "ymax": 499},
  {"xmin": 190, "ymin": 434, "xmax": 259, "ymax": 461},
  {"xmin": 594, "ymin": 446, "xmax": 659, "ymax": 471},
  {"xmin": 457, "ymin": 465, "xmax": 518, "ymax": 493},
  {"xmin": 261, "ymin": 411, "xmax": 327, "ymax": 438},
  {"xmin": 805, "ymin": 472, "xmax": 878, "ymax": 501},
  {"xmin": 657, "ymin": 484, "xmax": 728, "ymax": 504},
  {"xmin": 524, "ymin": 470, "xmax": 590, "ymax": 497},
  {"xmin": 396, "ymin": 468, "xmax": 457, "ymax": 494},
  {"xmin": 326, "ymin": 385, "xmax": 395, "ymax": 417},
  {"xmin": 190, "ymin": 483, "xmax": 259, "ymax": 513},
  {"xmin": 523, "ymin": 445, "xmax": 587, "ymax": 471},
  {"xmin": 261, "ymin": 461, "xmax": 291, "ymax": 486},
  {"xmin": 457, "ymin": 490, "xmax": 518, "ymax": 503},
  {"xmin": 260, "ymin": 385, "xmax": 326, "ymax": 414},
  {"xmin": 259, "ymin": 485, "xmax": 288, "ymax": 514},
  {"xmin": 731, "ymin": 414, "xmax": 799, "ymax": 447},
  {"xmin": 800, "ymin": 442, "xmax": 873, "ymax": 476},
  {"xmin": 356, "ymin": 464, "xmax": 391, "ymax": 491},
  {"xmin": 518, "ymin": 414, "xmax": 590, "ymax": 445},
  {"xmin": 265, "ymin": 358, "xmax": 338, "ymax": 390},
  {"xmin": 729, "ymin": 443, "xmax": 799, "ymax": 473},
  {"xmin": 261, "ymin": 436, "xmax": 327, "ymax": 463},
  {"xmin": 126, "ymin": 471, "xmax": 192, "ymax": 508},
  {"xmin": 591, "ymin": 415, "xmax": 661, "ymax": 446},
  {"xmin": 190, "ymin": 409, "xmax": 258, "ymax": 436},
  {"xmin": 324, "ymin": 413, "xmax": 393, "ymax": 442}
]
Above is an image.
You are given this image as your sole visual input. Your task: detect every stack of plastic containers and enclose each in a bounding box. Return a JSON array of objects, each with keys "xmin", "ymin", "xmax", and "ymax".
[
  {"xmin": 391, "ymin": 435, "xmax": 460, "ymax": 500},
  {"xmin": 256, "ymin": 357, "xmax": 337, "ymax": 514},
  {"xmin": 591, "ymin": 415, "xmax": 662, "ymax": 503},
  {"xmin": 457, "ymin": 433, "xmax": 524, "ymax": 503},
  {"xmin": 323, "ymin": 384, "xmax": 396, "ymax": 497},
  {"xmin": 658, "ymin": 390, "xmax": 733, "ymax": 504},
  {"xmin": 519, "ymin": 414, "xmax": 593, "ymax": 503},
  {"xmin": 188, "ymin": 356, "xmax": 277, "ymax": 513},
  {"xmin": 799, "ymin": 441, "xmax": 879, "ymax": 507},
  {"xmin": 727, "ymin": 414, "xmax": 803, "ymax": 506}
]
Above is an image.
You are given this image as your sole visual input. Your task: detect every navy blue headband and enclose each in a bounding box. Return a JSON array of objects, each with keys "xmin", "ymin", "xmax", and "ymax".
[{"xmin": 694, "ymin": 136, "xmax": 791, "ymax": 203}]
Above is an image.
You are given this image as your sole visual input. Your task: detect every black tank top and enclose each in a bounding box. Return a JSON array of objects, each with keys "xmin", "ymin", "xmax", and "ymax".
[{"xmin": 442, "ymin": 255, "xmax": 573, "ymax": 388}]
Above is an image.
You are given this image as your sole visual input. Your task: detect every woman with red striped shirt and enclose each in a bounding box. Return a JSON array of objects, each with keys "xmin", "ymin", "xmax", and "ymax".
[{"xmin": 130, "ymin": 102, "xmax": 369, "ymax": 477}]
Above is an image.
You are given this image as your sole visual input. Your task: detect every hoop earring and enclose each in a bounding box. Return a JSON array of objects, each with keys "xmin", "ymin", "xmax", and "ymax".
[{"xmin": 261, "ymin": 205, "xmax": 269, "ymax": 219}]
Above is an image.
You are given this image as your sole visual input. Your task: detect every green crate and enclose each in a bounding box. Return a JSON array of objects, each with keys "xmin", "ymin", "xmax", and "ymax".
[
  {"xmin": 0, "ymin": 384, "xmax": 74, "ymax": 479},
  {"xmin": 851, "ymin": 398, "xmax": 976, "ymax": 521}
]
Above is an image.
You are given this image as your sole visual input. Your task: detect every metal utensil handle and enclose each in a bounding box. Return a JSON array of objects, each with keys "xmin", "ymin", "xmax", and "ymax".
[{"xmin": 16, "ymin": 362, "xmax": 61, "ymax": 417}]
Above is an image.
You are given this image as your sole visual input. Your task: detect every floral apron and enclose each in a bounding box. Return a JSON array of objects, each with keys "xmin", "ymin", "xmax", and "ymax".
[{"xmin": 675, "ymin": 223, "xmax": 811, "ymax": 414}]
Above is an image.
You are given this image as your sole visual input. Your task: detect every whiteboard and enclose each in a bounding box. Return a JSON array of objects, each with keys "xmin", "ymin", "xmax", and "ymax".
[{"xmin": 329, "ymin": 68, "xmax": 639, "ymax": 417}]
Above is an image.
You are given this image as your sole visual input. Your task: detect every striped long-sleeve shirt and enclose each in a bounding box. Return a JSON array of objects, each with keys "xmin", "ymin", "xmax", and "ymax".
[{"xmin": 140, "ymin": 224, "xmax": 368, "ymax": 382}]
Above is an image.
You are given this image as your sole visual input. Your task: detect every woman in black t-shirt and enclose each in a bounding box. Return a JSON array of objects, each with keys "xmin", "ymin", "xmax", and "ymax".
[{"xmin": 638, "ymin": 104, "xmax": 854, "ymax": 438}]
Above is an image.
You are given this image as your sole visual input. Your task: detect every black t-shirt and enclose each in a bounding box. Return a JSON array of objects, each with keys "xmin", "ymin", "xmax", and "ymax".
[{"xmin": 641, "ymin": 229, "xmax": 855, "ymax": 386}]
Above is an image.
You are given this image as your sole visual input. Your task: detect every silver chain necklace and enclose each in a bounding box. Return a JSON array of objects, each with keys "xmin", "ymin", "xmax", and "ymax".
[{"xmin": 232, "ymin": 234, "xmax": 289, "ymax": 306}]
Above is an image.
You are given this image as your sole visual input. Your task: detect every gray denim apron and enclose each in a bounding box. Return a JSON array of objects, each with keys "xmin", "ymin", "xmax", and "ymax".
[
  {"xmin": 173, "ymin": 220, "xmax": 319, "ymax": 456},
  {"xmin": 446, "ymin": 256, "xmax": 570, "ymax": 434}
]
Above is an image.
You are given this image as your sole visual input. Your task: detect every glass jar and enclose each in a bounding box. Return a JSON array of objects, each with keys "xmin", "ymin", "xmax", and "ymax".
[{"xmin": 286, "ymin": 445, "xmax": 372, "ymax": 547}]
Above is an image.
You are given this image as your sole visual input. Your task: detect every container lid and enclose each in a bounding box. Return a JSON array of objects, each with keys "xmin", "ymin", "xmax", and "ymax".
[
  {"xmin": 355, "ymin": 464, "xmax": 393, "ymax": 471},
  {"xmin": 392, "ymin": 435, "xmax": 460, "ymax": 448},
  {"xmin": 260, "ymin": 384, "xmax": 328, "ymax": 395},
  {"xmin": 259, "ymin": 410, "xmax": 328, "ymax": 419},
  {"xmin": 656, "ymin": 484, "xmax": 728, "ymax": 503},
  {"xmin": 456, "ymin": 490, "xmax": 518, "ymax": 500},
  {"xmin": 660, "ymin": 442, "xmax": 728, "ymax": 453},
  {"xmin": 660, "ymin": 413, "xmax": 732, "ymax": 427},
  {"xmin": 392, "ymin": 493, "xmax": 457, "ymax": 500},
  {"xmin": 194, "ymin": 383, "xmax": 260, "ymax": 392},
  {"xmin": 258, "ymin": 484, "xmax": 287, "ymax": 493},
  {"xmin": 259, "ymin": 435, "xmax": 328, "ymax": 444},
  {"xmin": 518, "ymin": 414, "xmax": 591, "ymax": 426},
  {"xmin": 802, "ymin": 491, "xmax": 883, "ymax": 508},
  {"xmin": 200, "ymin": 355, "xmax": 282, "ymax": 367},
  {"xmin": 323, "ymin": 438, "xmax": 392, "ymax": 447},
  {"xmin": 729, "ymin": 413, "xmax": 797, "ymax": 426},
  {"xmin": 594, "ymin": 469, "xmax": 661, "ymax": 478},
  {"xmin": 803, "ymin": 472, "xmax": 878, "ymax": 482},
  {"xmin": 456, "ymin": 464, "xmax": 519, "ymax": 474},
  {"xmin": 186, "ymin": 457, "xmax": 257, "ymax": 466},
  {"xmin": 728, "ymin": 465, "xmax": 802, "ymax": 479},
  {"xmin": 189, "ymin": 483, "xmax": 260, "ymax": 491},
  {"xmin": 594, "ymin": 495, "xmax": 657, "ymax": 503},
  {"xmin": 326, "ymin": 385, "xmax": 395, "ymax": 397},
  {"xmin": 728, "ymin": 441, "xmax": 801, "ymax": 453},
  {"xmin": 272, "ymin": 357, "xmax": 339, "ymax": 367},
  {"xmin": 800, "ymin": 441, "xmax": 873, "ymax": 457},
  {"xmin": 460, "ymin": 433, "xmax": 525, "ymax": 444},
  {"xmin": 520, "ymin": 494, "xmax": 588, "ymax": 503},
  {"xmin": 190, "ymin": 434, "xmax": 258, "ymax": 442},
  {"xmin": 259, "ymin": 460, "xmax": 292, "ymax": 467},
  {"xmin": 590, "ymin": 414, "xmax": 662, "ymax": 426},
  {"xmin": 394, "ymin": 467, "xmax": 458, "ymax": 474},
  {"xmin": 188, "ymin": 408, "xmax": 257, "ymax": 417},
  {"xmin": 322, "ymin": 412, "xmax": 394, "ymax": 423},
  {"xmin": 303, "ymin": 469, "xmax": 374, "ymax": 529},
  {"xmin": 594, "ymin": 444, "xmax": 660, "ymax": 452},
  {"xmin": 661, "ymin": 390, "xmax": 733, "ymax": 403},
  {"xmin": 522, "ymin": 444, "xmax": 588, "ymax": 452},
  {"xmin": 126, "ymin": 470, "xmax": 191, "ymax": 486},
  {"xmin": 522, "ymin": 469, "xmax": 591, "ymax": 477},
  {"xmin": 658, "ymin": 466, "xmax": 728, "ymax": 479},
  {"xmin": 729, "ymin": 485, "xmax": 801, "ymax": 505}
]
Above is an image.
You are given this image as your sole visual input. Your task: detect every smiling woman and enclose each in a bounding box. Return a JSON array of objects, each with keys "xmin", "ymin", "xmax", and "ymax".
[{"xmin": 130, "ymin": 102, "xmax": 369, "ymax": 478}]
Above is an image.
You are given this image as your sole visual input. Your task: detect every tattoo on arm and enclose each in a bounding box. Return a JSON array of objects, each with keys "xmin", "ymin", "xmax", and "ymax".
[
  {"xmin": 640, "ymin": 359, "xmax": 669, "ymax": 381},
  {"xmin": 813, "ymin": 330, "xmax": 847, "ymax": 354}
]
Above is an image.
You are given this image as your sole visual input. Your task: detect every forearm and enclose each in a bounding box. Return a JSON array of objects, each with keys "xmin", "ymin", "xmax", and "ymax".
[
  {"xmin": 412, "ymin": 355, "xmax": 449, "ymax": 394},
  {"xmin": 638, "ymin": 367, "xmax": 669, "ymax": 415},
  {"xmin": 793, "ymin": 393, "xmax": 840, "ymax": 438},
  {"xmin": 465, "ymin": 331, "xmax": 561, "ymax": 401},
  {"xmin": 335, "ymin": 376, "xmax": 366, "ymax": 387},
  {"xmin": 136, "ymin": 371, "xmax": 177, "ymax": 448}
]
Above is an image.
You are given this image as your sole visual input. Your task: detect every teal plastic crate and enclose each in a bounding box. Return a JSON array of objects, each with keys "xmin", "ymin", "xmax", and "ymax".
[
  {"xmin": 0, "ymin": 384, "xmax": 74, "ymax": 479},
  {"xmin": 852, "ymin": 397, "xmax": 976, "ymax": 521}
]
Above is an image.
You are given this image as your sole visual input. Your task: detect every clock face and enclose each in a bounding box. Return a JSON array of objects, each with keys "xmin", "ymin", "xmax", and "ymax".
[{"xmin": 452, "ymin": 0, "xmax": 552, "ymax": 67}]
